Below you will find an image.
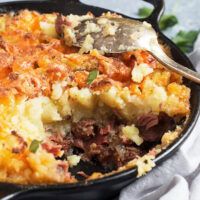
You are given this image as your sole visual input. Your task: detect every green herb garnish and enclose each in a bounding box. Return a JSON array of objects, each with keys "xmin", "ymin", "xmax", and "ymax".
[
  {"xmin": 159, "ymin": 14, "xmax": 178, "ymax": 30},
  {"xmin": 87, "ymin": 69, "xmax": 99, "ymax": 84},
  {"xmin": 172, "ymin": 30, "xmax": 199, "ymax": 53},
  {"xmin": 138, "ymin": 7, "xmax": 153, "ymax": 18},
  {"xmin": 29, "ymin": 140, "xmax": 41, "ymax": 153}
]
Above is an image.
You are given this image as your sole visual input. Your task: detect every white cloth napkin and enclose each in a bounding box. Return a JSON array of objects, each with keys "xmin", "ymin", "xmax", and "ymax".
[{"xmin": 120, "ymin": 36, "xmax": 200, "ymax": 200}]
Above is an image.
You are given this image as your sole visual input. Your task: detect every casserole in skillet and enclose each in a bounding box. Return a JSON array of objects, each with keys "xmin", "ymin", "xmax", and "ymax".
[{"xmin": 0, "ymin": 0, "xmax": 199, "ymax": 200}]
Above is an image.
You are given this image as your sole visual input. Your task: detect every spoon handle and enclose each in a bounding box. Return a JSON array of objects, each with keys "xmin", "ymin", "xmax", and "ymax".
[{"xmin": 151, "ymin": 46, "xmax": 200, "ymax": 84}]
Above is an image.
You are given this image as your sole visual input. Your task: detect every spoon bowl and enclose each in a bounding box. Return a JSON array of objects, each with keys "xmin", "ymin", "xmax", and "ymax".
[
  {"xmin": 72, "ymin": 17, "xmax": 200, "ymax": 84},
  {"xmin": 74, "ymin": 17, "xmax": 157, "ymax": 53}
]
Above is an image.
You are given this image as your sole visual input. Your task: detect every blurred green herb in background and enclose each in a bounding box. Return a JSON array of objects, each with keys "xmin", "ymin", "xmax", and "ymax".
[
  {"xmin": 138, "ymin": 7, "xmax": 153, "ymax": 18},
  {"xmin": 159, "ymin": 15, "xmax": 178, "ymax": 30},
  {"xmin": 138, "ymin": 7, "xmax": 199, "ymax": 53},
  {"xmin": 172, "ymin": 30, "xmax": 199, "ymax": 53}
]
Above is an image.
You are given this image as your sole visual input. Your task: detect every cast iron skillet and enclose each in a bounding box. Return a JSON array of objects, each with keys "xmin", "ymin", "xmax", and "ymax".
[{"xmin": 0, "ymin": 0, "xmax": 199, "ymax": 199}]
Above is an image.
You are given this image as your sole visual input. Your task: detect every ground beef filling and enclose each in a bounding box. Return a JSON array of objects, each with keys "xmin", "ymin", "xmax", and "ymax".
[
  {"xmin": 71, "ymin": 118, "xmax": 142, "ymax": 169},
  {"xmin": 137, "ymin": 113, "xmax": 176, "ymax": 142},
  {"xmin": 45, "ymin": 113, "xmax": 177, "ymax": 170}
]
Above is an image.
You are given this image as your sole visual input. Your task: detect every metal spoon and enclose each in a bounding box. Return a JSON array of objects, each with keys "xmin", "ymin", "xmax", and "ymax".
[{"xmin": 71, "ymin": 17, "xmax": 200, "ymax": 84}]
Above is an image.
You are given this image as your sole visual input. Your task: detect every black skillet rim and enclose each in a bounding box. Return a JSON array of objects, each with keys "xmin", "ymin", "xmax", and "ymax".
[{"xmin": 0, "ymin": 0, "xmax": 199, "ymax": 194}]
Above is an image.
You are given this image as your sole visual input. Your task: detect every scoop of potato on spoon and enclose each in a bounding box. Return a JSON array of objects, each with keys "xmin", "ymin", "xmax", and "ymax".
[{"xmin": 62, "ymin": 17, "xmax": 200, "ymax": 84}]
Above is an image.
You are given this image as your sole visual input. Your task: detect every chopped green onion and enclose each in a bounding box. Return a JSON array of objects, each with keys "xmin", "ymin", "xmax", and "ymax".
[
  {"xmin": 29, "ymin": 140, "xmax": 41, "ymax": 153},
  {"xmin": 87, "ymin": 69, "xmax": 99, "ymax": 84}
]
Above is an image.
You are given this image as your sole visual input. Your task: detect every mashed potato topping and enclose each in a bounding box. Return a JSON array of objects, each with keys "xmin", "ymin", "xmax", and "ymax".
[{"xmin": 0, "ymin": 10, "xmax": 190, "ymax": 184}]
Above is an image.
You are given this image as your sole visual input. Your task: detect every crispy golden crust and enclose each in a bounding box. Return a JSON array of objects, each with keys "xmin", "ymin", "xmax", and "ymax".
[{"xmin": 0, "ymin": 10, "xmax": 191, "ymax": 184}]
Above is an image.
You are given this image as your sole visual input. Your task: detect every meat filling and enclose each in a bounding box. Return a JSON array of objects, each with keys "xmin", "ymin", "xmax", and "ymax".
[
  {"xmin": 137, "ymin": 113, "xmax": 176, "ymax": 142},
  {"xmin": 43, "ymin": 112, "xmax": 176, "ymax": 170}
]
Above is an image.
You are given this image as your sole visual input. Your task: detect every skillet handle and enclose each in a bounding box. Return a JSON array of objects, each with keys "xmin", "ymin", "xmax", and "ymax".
[{"xmin": 143, "ymin": 0, "xmax": 164, "ymax": 29}]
